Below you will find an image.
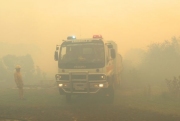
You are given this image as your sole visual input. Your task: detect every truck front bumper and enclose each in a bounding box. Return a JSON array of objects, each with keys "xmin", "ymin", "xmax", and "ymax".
[
  {"xmin": 57, "ymin": 81, "xmax": 109, "ymax": 94},
  {"xmin": 55, "ymin": 72, "xmax": 109, "ymax": 94}
]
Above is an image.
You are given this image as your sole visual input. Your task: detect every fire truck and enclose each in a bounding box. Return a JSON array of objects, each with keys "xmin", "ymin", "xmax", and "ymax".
[{"xmin": 54, "ymin": 35, "xmax": 123, "ymax": 103}]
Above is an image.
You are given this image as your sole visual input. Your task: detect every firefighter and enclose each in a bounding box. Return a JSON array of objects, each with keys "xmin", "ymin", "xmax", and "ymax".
[{"xmin": 14, "ymin": 65, "xmax": 24, "ymax": 100}]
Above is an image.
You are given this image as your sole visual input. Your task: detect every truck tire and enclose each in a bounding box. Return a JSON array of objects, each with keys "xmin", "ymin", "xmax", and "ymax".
[
  {"xmin": 59, "ymin": 88, "xmax": 63, "ymax": 95},
  {"xmin": 66, "ymin": 94, "xmax": 72, "ymax": 103}
]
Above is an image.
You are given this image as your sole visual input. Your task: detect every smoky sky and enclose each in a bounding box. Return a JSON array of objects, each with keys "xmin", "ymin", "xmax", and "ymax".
[{"xmin": 0, "ymin": 0, "xmax": 180, "ymax": 73}]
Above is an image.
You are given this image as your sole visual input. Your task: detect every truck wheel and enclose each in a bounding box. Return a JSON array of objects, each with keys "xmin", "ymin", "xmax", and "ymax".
[
  {"xmin": 59, "ymin": 88, "xmax": 63, "ymax": 94},
  {"xmin": 106, "ymin": 86, "xmax": 114, "ymax": 104},
  {"xmin": 66, "ymin": 94, "xmax": 72, "ymax": 103}
]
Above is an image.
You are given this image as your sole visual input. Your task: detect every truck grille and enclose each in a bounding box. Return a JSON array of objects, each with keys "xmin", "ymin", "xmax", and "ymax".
[
  {"xmin": 71, "ymin": 75, "xmax": 86, "ymax": 79},
  {"xmin": 88, "ymin": 74, "xmax": 105, "ymax": 80},
  {"xmin": 58, "ymin": 74, "xmax": 105, "ymax": 81},
  {"xmin": 59, "ymin": 75, "xmax": 69, "ymax": 80}
]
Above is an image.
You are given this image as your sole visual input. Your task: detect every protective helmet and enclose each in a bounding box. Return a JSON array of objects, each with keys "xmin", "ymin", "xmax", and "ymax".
[{"xmin": 15, "ymin": 65, "xmax": 21, "ymax": 69}]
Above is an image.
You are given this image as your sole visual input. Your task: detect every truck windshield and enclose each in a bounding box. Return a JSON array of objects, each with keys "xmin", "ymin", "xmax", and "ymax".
[{"xmin": 58, "ymin": 42, "xmax": 105, "ymax": 69}]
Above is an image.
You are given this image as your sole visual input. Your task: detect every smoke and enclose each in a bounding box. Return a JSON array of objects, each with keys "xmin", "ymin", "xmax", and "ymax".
[{"xmin": 122, "ymin": 37, "xmax": 180, "ymax": 90}]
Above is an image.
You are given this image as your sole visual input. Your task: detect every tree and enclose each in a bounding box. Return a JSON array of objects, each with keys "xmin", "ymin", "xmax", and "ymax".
[
  {"xmin": 139, "ymin": 37, "xmax": 180, "ymax": 81},
  {"xmin": 2, "ymin": 54, "xmax": 36, "ymax": 81}
]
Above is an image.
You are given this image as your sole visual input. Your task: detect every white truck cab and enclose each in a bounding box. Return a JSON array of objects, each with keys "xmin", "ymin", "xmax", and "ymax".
[{"xmin": 54, "ymin": 35, "xmax": 122, "ymax": 103}]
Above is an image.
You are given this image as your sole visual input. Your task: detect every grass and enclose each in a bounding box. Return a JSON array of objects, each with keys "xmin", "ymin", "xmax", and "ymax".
[
  {"xmin": 0, "ymin": 88, "xmax": 65, "ymax": 107},
  {"xmin": 116, "ymin": 89, "xmax": 180, "ymax": 116},
  {"xmin": 0, "ymin": 87, "xmax": 180, "ymax": 117}
]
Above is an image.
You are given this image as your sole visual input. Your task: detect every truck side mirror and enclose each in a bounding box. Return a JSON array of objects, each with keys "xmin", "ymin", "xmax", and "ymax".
[
  {"xmin": 54, "ymin": 51, "xmax": 59, "ymax": 61},
  {"xmin": 108, "ymin": 44, "xmax": 113, "ymax": 48},
  {"xmin": 56, "ymin": 46, "xmax": 59, "ymax": 50},
  {"xmin": 111, "ymin": 49, "xmax": 116, "ymax": 59}
]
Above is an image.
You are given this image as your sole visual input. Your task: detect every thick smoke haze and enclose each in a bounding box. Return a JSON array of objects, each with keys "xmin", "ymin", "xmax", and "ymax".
[
  {"xmin": 0, "ymin": 0, "xmax": 180, "ymax": 75},
  {"xmin": 1, "ymin": 1, "xmax": 180, "ymax": 120}
]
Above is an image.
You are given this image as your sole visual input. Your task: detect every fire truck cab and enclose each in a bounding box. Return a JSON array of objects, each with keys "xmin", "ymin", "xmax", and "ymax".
[{"xmin": 54, "ymin": 35, "xmax": 122, "ymax": 103}]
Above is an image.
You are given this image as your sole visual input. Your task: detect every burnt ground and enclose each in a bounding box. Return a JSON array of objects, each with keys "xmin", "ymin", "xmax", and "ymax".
[{"xmin": 0, "ymin": 87, "xmax": 180, "ymax": 121}]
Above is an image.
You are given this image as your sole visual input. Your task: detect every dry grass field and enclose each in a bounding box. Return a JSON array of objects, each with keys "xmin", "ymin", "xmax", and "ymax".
[{"xmin": 0, "ymin": 85, "xmax": 180, "ymax": 121}]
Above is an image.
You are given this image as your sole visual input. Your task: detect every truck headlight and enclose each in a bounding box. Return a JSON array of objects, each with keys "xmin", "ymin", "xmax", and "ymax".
[
  {"xmin": 59, "ymin": 84, "xmax": 63, "ymax": 87},
  {"xmin": 99, "ymin": 84, "xmax": 104, "ymax": 88}
]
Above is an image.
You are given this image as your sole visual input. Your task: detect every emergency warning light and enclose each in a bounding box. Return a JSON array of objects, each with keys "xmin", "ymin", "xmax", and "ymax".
[
  {"xmin": 93, "ymin": 35, "xmax": 103, "ymax": 39},
  {"xmin": 67, "ymin": 35, "xmax": 76, "ymax": 40}
]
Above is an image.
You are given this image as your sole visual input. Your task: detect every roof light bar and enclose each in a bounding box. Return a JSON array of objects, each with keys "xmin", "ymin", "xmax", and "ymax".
[
  {"xmin": 93, "ymin": 35, "xmax": 103, "ymax": 39},
  {"xmin": 67, "ymin": 36, "xmax": 76, "ymax": 40}
]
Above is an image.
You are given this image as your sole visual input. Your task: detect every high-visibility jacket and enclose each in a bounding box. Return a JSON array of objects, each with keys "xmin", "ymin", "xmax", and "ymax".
[{"xmin": 14, "ymin": 71, "xmax": 23, "ymax": 88}]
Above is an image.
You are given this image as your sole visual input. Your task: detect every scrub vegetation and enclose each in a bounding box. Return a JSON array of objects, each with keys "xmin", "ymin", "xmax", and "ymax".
[
  {"xmin": 123, "ymin": 37, "xmax": 180, "ymax": 95},
  {"xmin": 0, "ymin": 87, "xmax": 180, "ymax": 121},
  {"xmin": 0, "ymin": 54, "xmax": 47, "ymax": 86}
]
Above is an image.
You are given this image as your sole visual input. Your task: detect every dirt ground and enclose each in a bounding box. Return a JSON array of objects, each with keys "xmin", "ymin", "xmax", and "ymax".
[
  {"xmin": 0, "ymin": 105, "xmax": 180, "ymax": 121},
  {"xmin": 1, "ymin": 104, "xmax": 180, "ymax": 121},
  {"xmin": 0, "ymin": 87, "xmax": 180, "ymax": 121}
]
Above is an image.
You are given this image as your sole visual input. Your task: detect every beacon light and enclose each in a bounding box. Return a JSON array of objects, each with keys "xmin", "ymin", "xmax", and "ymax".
[
  {"xmin": 67, "ymin": 35, "xmax": 76, "ymax": 40},
  {"xmin": 93, "ymin": 35, "xmax": 103, "ymax": 39}
]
